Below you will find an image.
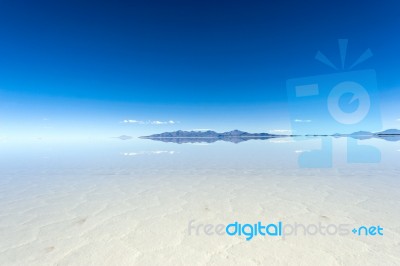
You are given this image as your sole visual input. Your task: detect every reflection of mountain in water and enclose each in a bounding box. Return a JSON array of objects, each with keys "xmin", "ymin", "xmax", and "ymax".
[
  {"xmin": 140, "ymin": 129, "xmax": 400, "ymax": 144},
  {"xmin": 374, "ymin": 129, "xmax": 400, "ymax": 142},
  {"xmin": 140, "ymin": 130, "xmax": 288, "ymax": 144},
  {"xmin": 349, "ymin": 131, "xmax": 374, "ymax": 140},
  {"xmin": 333, "ymin": 129, "xmax": 400, "ymax": 142},
  {"xmin": 376, "ymin": 135, "xmax": 400, "ymax": 142},
  {"xmin": 144, "ymin": 136, "xmax": 281, "ymax": 144}
]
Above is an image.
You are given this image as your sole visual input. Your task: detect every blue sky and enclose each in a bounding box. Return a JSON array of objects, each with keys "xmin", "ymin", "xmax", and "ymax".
[{"xmin": 0, "ymin": 0, "xmax": 400, "ymax": 138}]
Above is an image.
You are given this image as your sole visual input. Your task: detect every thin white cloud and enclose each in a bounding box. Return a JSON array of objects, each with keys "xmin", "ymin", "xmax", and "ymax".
[
  {"xmin": 152, "ymin": 150, "xmax": 175, "ymax": 154},
  {"xmin": 269, "ymin": 139, "xmax": 294, "ymax": 143},
  {"xmin": 268, "ymin": 129, "xmax": 292, "ymax": 134},
  {"xmin": 294, "ymin": 150, "xmax": 311, "ymax": 153},
  {"xmin": 123, "ymin": 152, "xmax": 140, "ymax": 156},
  {"xmin": 150, "ymin": 120, "xmax": 177, "ymax": 125},
  {"xmin": 294, "ymin": 119, "xmax": 312, "ymax": 123},
  {"xmin": 122, "ymin": 151, "xmax": 176, "ymax": 156},
  {"xmin": 122, "ymin": 120, "xmax": 178, "ymax": 125},
  {"xmin": 122, "ymin": 119, "xmax": 144, "ymax": 124},
  {"xmin": 397, "ymin": 118, "xmax": 400, "ymax": 122},
  {"xmin": 151, "ymin": 121, "xmax": 166, "ymax": 125}
]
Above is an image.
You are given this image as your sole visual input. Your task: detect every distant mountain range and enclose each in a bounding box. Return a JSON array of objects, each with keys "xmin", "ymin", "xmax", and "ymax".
[
  {"xmin": 333, "ymin": 129, "xmax": 400, "ymax": 137},
  {"xmin": 376, "ymin": 129, "xmax": 400, "ymax": 135},
  {"xmin": 140, "ymin": 130, "xmax": 290, "ymax": 144},
  {"xmin": 142, "ymin": 129, "xmax": 287, "ymax": 138},
  {"xmin": 139, "ymin": 129, "xmax": 400, "ymax": 144},
  {"xmin": 332, "ymin": 129, "xmax": 400, "ymax": 141}
]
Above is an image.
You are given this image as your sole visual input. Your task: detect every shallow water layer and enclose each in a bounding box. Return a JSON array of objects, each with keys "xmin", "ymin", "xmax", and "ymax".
[{"xmin": 0, "ymin": 137, "xmax": 399, "ymax": 265}]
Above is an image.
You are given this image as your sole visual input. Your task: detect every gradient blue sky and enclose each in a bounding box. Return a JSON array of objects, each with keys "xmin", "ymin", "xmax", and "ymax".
[{"xmin": 1, "ymin": 0, "xmax": 399, "ymax": 139}]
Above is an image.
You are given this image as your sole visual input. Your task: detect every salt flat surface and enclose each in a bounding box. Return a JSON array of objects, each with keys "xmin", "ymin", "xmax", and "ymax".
[{"xmin": 0, "ymin": 138, "xmax": 399, "ymax": 265}]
